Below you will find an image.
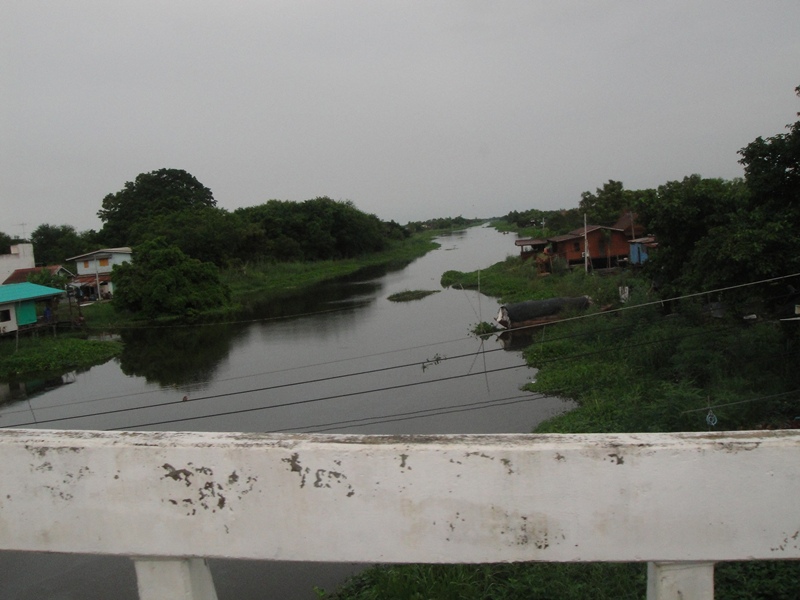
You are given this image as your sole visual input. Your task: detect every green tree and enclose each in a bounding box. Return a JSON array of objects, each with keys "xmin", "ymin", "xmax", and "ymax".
[
  {"xmin": 733, "ymin": 84, "xmax": 800, "ymax": 279},
  {"xmin": 30, "ymin": 223, "xmax": 95, "ymax": 266},
  {"xmin": 236, "ymin": 197, "xmax": 389, "ymax": 262},
  {"xmin": 112, "ymin": 238, "xmax": 231, "ymax": 320},
  {"xmin": 26, "ymin": 268, "xmax": 70, "ymax": 290},
  {"xmin": 97, "ymin": 169, "xmax": 216, "ymax": 247},
  {"xmin": 579, "ymin": 180, "xmax": 635, "ymax": 226},
  {"xmin": 138, "ymin": 207, "xmax": 259, "ymax": 267},
  {"xmin": 639, "ymin": 85, "xmax": 800, "ymax": 306},
  {"xmin": 638, "ymin": 175, "xmax": 747, "ymax": 297},
  {"xmin": 0, "ymin": 231, "xmax": 25, "ymax": 252}
]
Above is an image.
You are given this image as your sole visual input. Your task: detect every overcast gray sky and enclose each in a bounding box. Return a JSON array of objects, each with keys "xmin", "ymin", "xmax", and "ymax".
[{"xmin": 2, "ymin": 1, "xmax": 799, "ymax": 236}]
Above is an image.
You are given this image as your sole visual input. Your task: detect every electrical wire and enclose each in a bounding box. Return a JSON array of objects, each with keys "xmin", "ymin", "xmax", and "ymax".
[
  {"xmin": 4, "ymin": 272, "xmax": 796, "ymax": 432},
  {"xmin": 681, "ymin": 389, "xmax": 800, "ymax": 414},
  {"xmin": 0, "ymin": 344, "xmax": 510, "ymax": 418},
  {"xmin": 288, "ymin": 392, "xmax": 558, "ymax": 433},
  {"xmin": 0, "ymin": 313, "xmax": 762, "ymax": 429},
  {"xmin": 104, "ymin": 363, "xmax": 529, "ymax": 431}
]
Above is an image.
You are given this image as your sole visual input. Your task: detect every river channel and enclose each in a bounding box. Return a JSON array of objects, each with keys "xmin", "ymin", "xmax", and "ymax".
[{"xmin": 0, "ymin": 224, "xmax": 573, "ymax": 599}]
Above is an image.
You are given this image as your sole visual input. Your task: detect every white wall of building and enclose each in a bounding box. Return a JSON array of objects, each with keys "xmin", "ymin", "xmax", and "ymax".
[{"xmin": 0, "ymin": 243, "xmax": 35, "ymax": 283}]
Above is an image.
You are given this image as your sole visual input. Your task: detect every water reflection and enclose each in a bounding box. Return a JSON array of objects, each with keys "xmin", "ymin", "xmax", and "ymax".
[
  {"xmin": 0, "ymin": 225, "xmax": 577, "ymax": 600},
  {"xmin": 117, "ymin": 324, "xmax": 245, "ymax": 387},
  {"xmin": 0, "ymin": 372, "xmax": 77, "ymax": 406}
]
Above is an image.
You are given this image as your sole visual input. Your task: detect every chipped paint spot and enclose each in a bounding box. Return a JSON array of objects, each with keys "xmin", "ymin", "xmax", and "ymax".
[
  {"xmin": 162, "ymin": 463, "xmax": 193, "ymax": 486},
  {"xmin": 399, "ymin": 453, "xmax": 410, "ymax": 470},
  {"xmin": 465, "ymin": 451, "xmax": 493, "ymax": 460},
  {"xmin": 771, "ymin": 530, "xmax": 800, "ymax": 553},
  {"xmin": 608, "ymin": 453, "xmax": 624, "ymax": 465},
  {"xmin": 161, "ymin": 463, "xmax": 256, "ymax": 517}
]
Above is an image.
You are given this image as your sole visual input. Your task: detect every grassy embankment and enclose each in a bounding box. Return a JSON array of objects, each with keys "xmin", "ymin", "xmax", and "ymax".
[
  {"xmin": 220, "ymin": 231, "xmax": 440, "ymax": 304},
  {"xmin": 322, "ymin": 257, "xmax": 799, "ymax": 599},
  {"xmin": 0, "ymin": 232, "xmax": 441, "ymax": 381}
]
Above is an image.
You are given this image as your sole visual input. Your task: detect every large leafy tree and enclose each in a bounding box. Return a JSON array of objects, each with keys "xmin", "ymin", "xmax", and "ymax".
[
  {"xmin": 638, "ymin": 175, "xmax": 748, "ymax": 297},
  {"xmin": 139, "ymin": 207, "xmax": 259, "ymax": 267},
  {"xmin": 639, "ymin": 85, "xmax": 800, "ymax": 307},
  {"xmin": 112, "ymin": 238, "xmax": 231, "ymax": 320},
  {"xmin": 733, "ymin": 84, "xmax": 800, "ymax": 279},
  {"xmin": 97, "ymin": 169, "xmax": 216, "ymax": 247},
  {"xmin": 0, "ymin": 231, "xmax": 24, "ymax": 252},
  {"xmin": 579, "ymin": 180, "xmax": 635, "ymax": 226},
  {"xmin": 236, "ymin": 196, "xmax": 388, "ymax": 262},
  {"xmin": 30, "ymin": 223, "xmax": 95, "ymax": 266}
]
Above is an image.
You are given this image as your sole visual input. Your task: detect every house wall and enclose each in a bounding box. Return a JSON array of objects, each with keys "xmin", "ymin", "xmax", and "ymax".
[
  {"xmin": 630, "ymin": 243, "xmax": 649, "ymax": 265},
  {"xmin": 0, "ymin": 244, "xmax": 35, "ymax": 285},
  {"xmin": 552, "ymin": 231, "xmax": 629, "ymax": 267},
  {"xmin": 74, "ymin": 252, "xmax": 130, "ymax": 276},
  {"xmin": 15, "ymin": 301, "xmax": 37, "ymax": 326},
  {"xmin": 586, "ymin": 231, "xmax": 629, "ymax": 261},
  {"xmin": 0, "ymin": 302, "xmax": 19, "ymax": 333}
]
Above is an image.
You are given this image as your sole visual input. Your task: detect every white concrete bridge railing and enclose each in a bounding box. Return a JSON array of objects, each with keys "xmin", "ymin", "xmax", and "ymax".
[{"xmin": 1, "ymin": 429, "xmax": 798, "ymax": 599}]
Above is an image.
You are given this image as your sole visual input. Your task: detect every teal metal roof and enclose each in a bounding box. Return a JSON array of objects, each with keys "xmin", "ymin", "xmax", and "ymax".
[{"xmin": 0, "ymin": 282, "xmax": 66, "ymax": 304}]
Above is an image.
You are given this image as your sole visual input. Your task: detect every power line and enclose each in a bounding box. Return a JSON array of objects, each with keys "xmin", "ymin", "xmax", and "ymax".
[
  {"xmin": 104, "ymin": 363, "xmax": 529, "ymax": 431},
  {"xmin": 2, "ymin": 362, "xmax": 528, "ymax": 430},
  {"xmin": 0, "ymin": 343, "xmax": 509, "ymax": 418},
  {"xmin": 0, "ymin": 316, "xmax": 759, "ymax": 429},
  {"xmin": 271, "ymin": 392, "xmax": 558, "ymax": 433},
  {"xmin": 4, "ymin": 272, "xmax": 796, "ymax": 431},
  {"xmin": 681, "ymin": 389, "xmax": 800, "ymax": 414},
  {"xmin": 500, "ymin": 271, "xmax": 800, "ymax": 335}
]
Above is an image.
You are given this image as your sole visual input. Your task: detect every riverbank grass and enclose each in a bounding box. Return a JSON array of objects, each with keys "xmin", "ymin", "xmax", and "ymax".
[{"xmin": 222, "ymin": 233, "xmax": 441, "ymax": 301}]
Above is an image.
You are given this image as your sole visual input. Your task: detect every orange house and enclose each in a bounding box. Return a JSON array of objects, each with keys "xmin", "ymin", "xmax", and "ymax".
[{"xmin": 548, "ymin": 226, "xmax": 629, "ymax": 269}]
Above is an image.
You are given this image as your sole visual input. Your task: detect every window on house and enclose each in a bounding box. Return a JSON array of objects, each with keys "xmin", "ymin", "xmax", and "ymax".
[
  {"xmin": 84, "ymin": 261, "xmax": 90, "ymax": 269},
  {"xmin": 573, "ymin": 241, "xmax": 581, "ymax": 252},
  {"xmin": 0, "ymin": 309, "xmax": 10, "ymax": 322},
  {"xmin": 99, "ymin": 258, "xmax": 109, "ymax": 267}
]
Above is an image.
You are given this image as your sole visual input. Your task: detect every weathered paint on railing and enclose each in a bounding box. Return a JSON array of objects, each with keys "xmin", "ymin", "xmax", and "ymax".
[{"xmin": 1, "ymin": 429, "xmax": 798, "ymax": 599}]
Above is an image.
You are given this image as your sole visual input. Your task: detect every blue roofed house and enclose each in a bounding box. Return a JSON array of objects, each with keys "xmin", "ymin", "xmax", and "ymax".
[{"xmin": 0, "ymin": 282, "xmax": 66, "ymax": 334}]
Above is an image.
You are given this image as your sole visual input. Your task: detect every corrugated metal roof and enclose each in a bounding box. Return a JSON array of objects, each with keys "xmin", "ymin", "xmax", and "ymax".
[
  {"xmin": 0, "ymin": 282, "xmax": 66, "ymax": 304},
  {"xmin": 71, "ymin": 274, "xmax": 110, "ymax": 285},
  {"xmin": 67, "ymin": 247, "xmax": 132, "ymax": 261},
  {"xmin": 514, "ymin": 238, "xmax": 548, "ymax": 246},
  {"xmin": 567, "ymin": 225, "xmax": 624, "ymax": 236}
]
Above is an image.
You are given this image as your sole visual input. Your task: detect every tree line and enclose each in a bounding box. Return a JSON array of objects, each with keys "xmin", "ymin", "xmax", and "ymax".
[{"xmin": 503, "ymin": 84, "xmax": 800, "ymax": 309}]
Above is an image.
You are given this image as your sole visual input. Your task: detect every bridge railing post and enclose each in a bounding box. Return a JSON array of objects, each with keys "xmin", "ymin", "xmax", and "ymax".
[
  {"xmin": 646, "ymin": 561, "xmax": 714, "ymax": 600},
  {"xmin": 133, "ymin": 557, "xmax": 218, "ymax": 600}
]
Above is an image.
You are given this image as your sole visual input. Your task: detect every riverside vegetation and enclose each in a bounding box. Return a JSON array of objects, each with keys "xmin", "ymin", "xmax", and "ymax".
[
  {"xmin": 319, "ymin": 259, "xmax": 799, "ymax": 600},
  {"xmin": 0, "ymin": 231, "xmax": 442, "ymax": 380}
]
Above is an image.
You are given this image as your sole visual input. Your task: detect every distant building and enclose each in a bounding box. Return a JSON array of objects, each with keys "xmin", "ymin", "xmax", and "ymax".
[
  {"xmin": 613, "ymin": 213, "xmax": 646, "ymax": 239},
  {"xmin": 67, "ymin": 247, "xmax": 132, "ymax": 300},
  {"xmin": 0, "ymin": 243, "xmax": 35, "ymax": 285},
  {"xmin": 548, "ymin": 226, "xmax": 629, "ymax": 269},
  {"xmin": 514, "ymin": 238, "xmax": 548, "ymax": 260},
  {"xmin": 628, "ymin": 237, "xmax": 658, "ymax": 266}
]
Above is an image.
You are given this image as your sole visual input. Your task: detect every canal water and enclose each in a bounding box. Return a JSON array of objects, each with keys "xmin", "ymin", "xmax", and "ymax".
[{"xmin": 0, "ymin": 224, "xmax": 573, "ymax": 599}]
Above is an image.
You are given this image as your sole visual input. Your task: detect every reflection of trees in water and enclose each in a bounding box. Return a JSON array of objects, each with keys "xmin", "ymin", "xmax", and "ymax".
[
  {"xmin": 242, "ymin": 278, "xmax": 382, "ymax": 321},
  {"xmin": 118, "ymin": 324, "xmax": 243, "ymax": 387},
  {"xmin": 0, "ymin": 372, "xmax": 78, "ymax": 406}
]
